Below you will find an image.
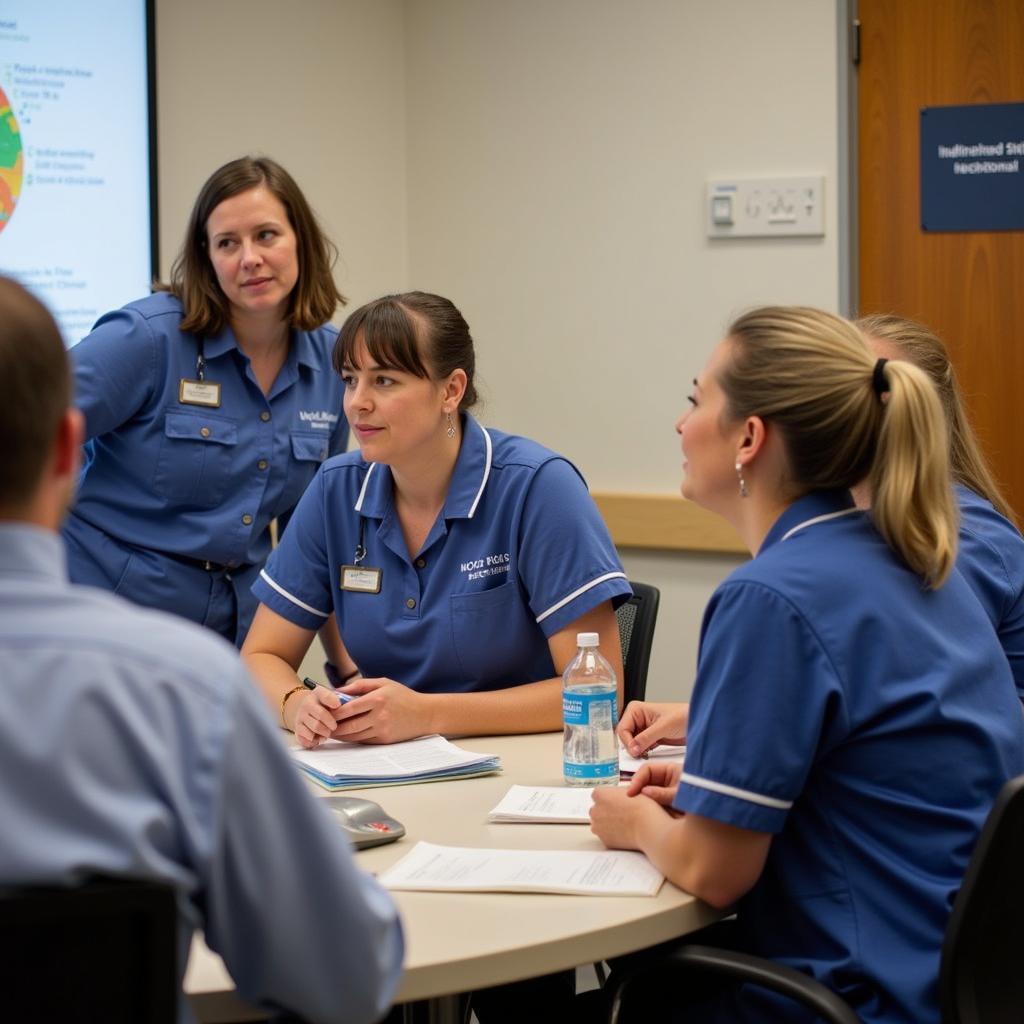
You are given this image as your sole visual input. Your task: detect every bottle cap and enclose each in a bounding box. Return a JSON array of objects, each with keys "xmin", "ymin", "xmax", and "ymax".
[{"xmin": 576, "ymin": 632, "xmax": 599, "ymax": 647}]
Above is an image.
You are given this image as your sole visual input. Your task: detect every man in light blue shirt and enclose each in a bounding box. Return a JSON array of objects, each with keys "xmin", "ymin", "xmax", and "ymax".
[{"xmin": 0, "ymin": 275, "xmax": 403, "ymax": 1024}]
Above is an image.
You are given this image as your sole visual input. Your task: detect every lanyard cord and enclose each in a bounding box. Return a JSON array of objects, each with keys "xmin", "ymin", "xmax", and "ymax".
[{"xmin": 354, "ymin": 517, "xmax": 367, "ymax": 565}]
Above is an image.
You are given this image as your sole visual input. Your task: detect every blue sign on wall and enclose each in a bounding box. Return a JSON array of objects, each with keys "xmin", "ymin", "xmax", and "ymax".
[{"xmin": 920, "ymin": 102, "xmax": 1024, "ymax": 232}]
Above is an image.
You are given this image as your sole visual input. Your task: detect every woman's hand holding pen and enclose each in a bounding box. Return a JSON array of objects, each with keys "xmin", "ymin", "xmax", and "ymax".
[
  {"xmin": 329, "ymin": 677, "xmax": 437, "ymax": 745},
  {"xmin": 292, "ymin": 684, "xmax": 346, "ymax": 750},
  {"xmin": 616, "ymin": 700, "xmax": 690, "ymax": 758}
]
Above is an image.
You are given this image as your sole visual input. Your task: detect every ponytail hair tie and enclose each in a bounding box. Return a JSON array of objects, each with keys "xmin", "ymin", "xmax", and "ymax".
[{"xmin": 872, "ymin": 357, "xmax": 890, "ymax": 400}]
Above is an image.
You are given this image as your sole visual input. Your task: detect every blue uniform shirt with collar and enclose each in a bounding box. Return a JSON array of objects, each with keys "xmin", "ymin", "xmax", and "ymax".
[
  {"xmin": 254, "ymin": 413, "xmax": 631, "ymax": 691},
  {"xmin": 0, "ymin": 523, "xmax": 402, "ymax": 1024},
  {"xmin": 955, "ymin": 483, "xmax": 1024, "ymax": 700},
  {"xmin": 672, "ymin": 490, "xmax": 1024, "ymax": 1024},
  {"xmin": 62, "ymin": 292, "xmax": 347, "ymax": 646}
]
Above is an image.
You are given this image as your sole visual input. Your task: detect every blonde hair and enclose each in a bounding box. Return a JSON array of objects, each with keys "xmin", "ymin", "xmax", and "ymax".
[
  {"xmin": 722, "ymin": 306, "xmax": 958, "ymax": 588},
  {"xmin": 856, "ymin": 313, "xmax": 1016, "ymax": 525}
]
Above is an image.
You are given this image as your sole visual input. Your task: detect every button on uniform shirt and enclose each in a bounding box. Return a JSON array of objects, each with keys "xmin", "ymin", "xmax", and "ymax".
[
  {"xmin": 955, "ymin": 483, "xmax": 1024, "ymax": 700},
  {"xmin": 254, "ymin": 414, "xmax": 631, "ymax": 691},
  {"xmin": 672, "ymin": 490, "xmax": 1024, "ymax": 1024},
  {"xmin": 0, "ymin": 523, "xmax": 402, "ymax": 1024},
  {"xmin": 63, "ymin": 292, "xmax": 347, "ymax": 645}
]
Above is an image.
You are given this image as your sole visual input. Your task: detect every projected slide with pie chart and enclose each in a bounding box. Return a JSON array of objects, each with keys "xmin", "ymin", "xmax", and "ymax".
[
  {"xmin": 0, "ymin": 83, "xmax": 23, "ymax": 236},
  {"xmin": 0, "ymin": 1, "xmax": 152, "ymax": 345}
]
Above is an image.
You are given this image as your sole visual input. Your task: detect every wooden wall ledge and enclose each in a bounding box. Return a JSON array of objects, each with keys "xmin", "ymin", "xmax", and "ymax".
[{"xmin": 592, "ymin": 493, "xmax": 748, "ymax": 555}]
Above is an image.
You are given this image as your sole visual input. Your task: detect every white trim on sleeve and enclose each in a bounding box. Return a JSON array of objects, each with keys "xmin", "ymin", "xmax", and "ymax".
[
  {"xmin": 258, "ymin": 569, "xmax": 330, "ymax": 619},
  {"xmin": 466, "ymin": 425, "xmax": 492, "ymax": 520},
  {"xmin": 535, "ymin": 571, "xmax": 629, "ymax": 624},
  {"xmin": 679, "ymin": 771, "xmax": 793, "ymax": 811}
]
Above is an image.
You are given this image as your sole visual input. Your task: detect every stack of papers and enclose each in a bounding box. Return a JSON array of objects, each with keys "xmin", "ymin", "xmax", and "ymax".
[
  {"xmin": 291, "ymin": 734, "xmax": 501, "ymax": 791},
  {"xmin": 488, "ymin": 785, "xmax": 596, "ymax": 823},
  {"xmin": 379, "ymin": 841, "xmax": 664, "ymax": 896}
]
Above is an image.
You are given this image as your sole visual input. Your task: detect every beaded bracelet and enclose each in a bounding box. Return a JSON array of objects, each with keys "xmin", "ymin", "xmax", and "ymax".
[{"xmin": 280, "ymin": 684, "xmax": 307, "ymax": 730}]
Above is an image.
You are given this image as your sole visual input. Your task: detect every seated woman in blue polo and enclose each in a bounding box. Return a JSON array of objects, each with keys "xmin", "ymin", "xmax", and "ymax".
[
  {"xmin": 590, "ymin": 306, "xmax": 1023, "ymax": 1024},
  {"xmin": 243, "ymin": 291, "xmax": 631, "ymax": 745}
]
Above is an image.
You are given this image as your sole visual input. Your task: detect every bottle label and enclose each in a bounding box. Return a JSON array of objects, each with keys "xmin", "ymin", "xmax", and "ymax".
[
  {"xmin": 563, "ymin": 690, "xmax": 617, "ymax": 726},
  {"xmin": 564, "ymin": 760, "xmax": 618, "ymax": 780}
]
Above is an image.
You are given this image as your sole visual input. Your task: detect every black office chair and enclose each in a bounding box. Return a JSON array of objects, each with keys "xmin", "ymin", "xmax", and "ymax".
[
  {"xmin": 606, "ymin": 774, "xmax": 1024, "ymax": 1024},
  {"xmin": 939, "ymin": 773, "xmax": 1024, "ymax": 1023},
  {"xmin": 616, "ymin": 581, "xmax": 660, "ymax": 708},
  {"xmin": 0, "ymin": 875, "xmax": 178, "ymax": 1023}
]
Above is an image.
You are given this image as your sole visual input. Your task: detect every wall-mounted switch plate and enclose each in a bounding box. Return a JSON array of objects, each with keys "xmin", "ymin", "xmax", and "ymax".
[{"xmin": 706, "ymin": 176, "xmax": 825, "ymax": 238}]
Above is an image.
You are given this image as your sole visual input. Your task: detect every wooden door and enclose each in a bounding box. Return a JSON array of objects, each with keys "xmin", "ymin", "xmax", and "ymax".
[{"xmin": 858, "ymin": 0, "xmax": 1024, "ymax": 518}]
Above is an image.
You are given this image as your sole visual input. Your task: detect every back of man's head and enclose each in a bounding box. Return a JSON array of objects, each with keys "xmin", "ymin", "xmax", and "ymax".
[{"xmin": 0, "ymin": 277, "xmax": 71, "ymax": 512}]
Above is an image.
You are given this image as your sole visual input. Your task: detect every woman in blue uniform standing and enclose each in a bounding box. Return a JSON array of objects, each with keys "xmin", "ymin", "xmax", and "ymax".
[
  {"xmin": 64, "ymin": 157, "xmax": 347, "ymax": 646},
  {"xmin": 590, "ymin": 307, "xmax": 1024, "ymax": 1024},
  {"xmin": 243, "ymin": 291, "xmax": 631, "ymax": 744},
  {"xmin": 853, "ymin": 313, "xmax": 1024, "ymax": 701}
]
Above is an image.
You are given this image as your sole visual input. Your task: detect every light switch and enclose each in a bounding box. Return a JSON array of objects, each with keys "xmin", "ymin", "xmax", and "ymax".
[
  {"xmin": 706, "ymin": 177, "xmax": 825, "ymax": 238},
  {"xmin": 711, "ymin": 195, "xmax": 733, "ymax": 225}
]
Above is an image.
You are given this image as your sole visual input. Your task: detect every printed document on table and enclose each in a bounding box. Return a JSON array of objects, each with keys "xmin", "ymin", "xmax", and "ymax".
[
  {"xmin": 379, "ymin": 841, "xmax": 664, "ymax": 896},
  {"xmin": 619, "ymin": 743, "xmax": 686, "ymax": 778},
  {"xmin": 291, "ymin": 734, "xmax": 500, "ymax": 789},
  {"xmin": 487, "ymin": 785, "xmax": 597, "ymax": 823}
]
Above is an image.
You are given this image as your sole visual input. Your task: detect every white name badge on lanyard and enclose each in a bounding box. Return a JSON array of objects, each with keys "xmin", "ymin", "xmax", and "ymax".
[
  {"xmin": 341, "ymin": 565, "xmax": 383, "ymax": 594},
  {"xmin": 179, "ymin": 379, "xmax": 222, "ymax": 407}
]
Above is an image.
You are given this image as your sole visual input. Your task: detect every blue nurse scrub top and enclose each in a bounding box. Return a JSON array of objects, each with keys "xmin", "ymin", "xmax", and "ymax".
[
  {"xmin": 253, "ymin": 413, "xmax": 631, "ymax": 692},
  {"xmin": 955, "ymin": 483, "xmax": 1024, "ymax": 700},
  {"xmin": 672, "ymin": 490, "xmax": 1024, "ymax": 1024},
  {"xmin": 63, "ymin": 292, "xmax": 347, "ymax": 646}
]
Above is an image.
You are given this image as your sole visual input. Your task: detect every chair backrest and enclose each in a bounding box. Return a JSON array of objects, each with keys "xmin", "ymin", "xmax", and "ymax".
[
  {"xmin": 616, "ymin": 580, "xmax": 660, "ymax": 708},
  {"xmin": 939, "ymin": 774, "xmax": 1024, "ymax": 1024},
  {"xmin": 0, "ymin": 875, "xmax": 178, "ymax": 1023}
]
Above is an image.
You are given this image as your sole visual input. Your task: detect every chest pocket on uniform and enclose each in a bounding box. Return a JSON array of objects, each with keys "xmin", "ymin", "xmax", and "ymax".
[
  {"xmin": 154, "ymin": 411, "xmax": 238, "ymax": 508},
  {"xmin": 450, "ymin": 582, "xmax": 538, "ymax": 687},
  {"xmin": 282, "ymin": 430, "xmax": 331, "ymax": 507}
]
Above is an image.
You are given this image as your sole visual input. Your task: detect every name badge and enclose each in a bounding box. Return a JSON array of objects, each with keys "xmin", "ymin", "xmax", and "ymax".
[
  {"xmin": 179, "ymin": 379, "xmax": 222, "ymax": 407},
  {"xmin": 341, "ymin": 565, "xmax": 383, "ymax": 593}
]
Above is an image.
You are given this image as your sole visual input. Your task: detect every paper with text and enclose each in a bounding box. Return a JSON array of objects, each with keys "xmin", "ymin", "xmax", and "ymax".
[
  {"xmin": 379, "ymin": 841, "xmax": 664, "ymax": 896},
  {"xmin": 487, "ymin": 785, "xmax": 597, "ymax": 823},
  {"xmin": 619, "ymin": 743, "xmax": 686, "ymax": 778},
  {"xmin": 291, "ymin": 734, "xmax": 500, "ymax": 790}
]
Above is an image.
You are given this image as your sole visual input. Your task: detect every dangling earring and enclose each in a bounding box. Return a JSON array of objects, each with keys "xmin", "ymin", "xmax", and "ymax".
[
  {"xmin": 735, "ymin": 461, "xmax": 749, "ymax": 498},
  {"xmin": 446, "ymin": 411, "xmax": 456, "ymax": 439}
]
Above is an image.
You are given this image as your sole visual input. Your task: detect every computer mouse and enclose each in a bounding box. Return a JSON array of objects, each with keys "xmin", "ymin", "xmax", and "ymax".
[{"xmin": 324, "ymin": 796, "xmax": 406, "ymax": 849}]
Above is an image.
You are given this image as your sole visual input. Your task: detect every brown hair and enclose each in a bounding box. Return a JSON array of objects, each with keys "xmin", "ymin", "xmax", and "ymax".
[
  {"xmin": 856, "ymin": 313, "xmax": 1015, "ymax": 524},
  {"xmin": 333, "ymin": 292, "xmax": 478, "ymax": 409},
  {"xmin": 0, "ymin": 277, "xmax": 71, "ymax": 508},
  {"xmin": 164, "ymin": 156, "xmax": 344, "ymax": 335},
  {"xmin": 722, "ymin": 306, "xmax": 958, "ymax": 588}
]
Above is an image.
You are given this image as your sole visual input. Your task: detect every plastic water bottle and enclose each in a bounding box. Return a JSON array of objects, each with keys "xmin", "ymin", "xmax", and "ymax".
[{"xmin": 562, "ymin": 632, "xmax": 618, "ymax": 786}]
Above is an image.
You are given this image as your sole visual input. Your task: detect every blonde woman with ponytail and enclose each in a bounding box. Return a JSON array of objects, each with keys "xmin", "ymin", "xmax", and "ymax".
[
  {"xmin": 853, "ymin": 314, "xmax": 1024, "ymax": 701},
  {"xmin": 591, "ymin": 307, "xmax": 1024, "ymax": 1024}
]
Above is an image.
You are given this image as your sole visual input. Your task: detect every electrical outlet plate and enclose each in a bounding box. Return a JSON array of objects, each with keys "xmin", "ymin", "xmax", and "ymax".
[{"xmin": 706, "ymin": 176, "xmax": 825, "ymax": 238}]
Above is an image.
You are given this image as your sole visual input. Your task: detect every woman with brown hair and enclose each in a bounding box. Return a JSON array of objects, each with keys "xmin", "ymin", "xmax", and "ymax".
[
  {"xmin": 592, "ymin": 306, "xmax": 1023, "ymax": 1023},
  {"xmin": 63, "ymin": 156, "xmax": 347, "ymax": 646}
]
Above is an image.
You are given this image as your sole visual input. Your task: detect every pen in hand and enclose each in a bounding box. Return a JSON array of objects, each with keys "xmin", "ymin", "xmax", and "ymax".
[{"xmin": 303, "ymin": 677, "xmax": 354, "ymax": 703}]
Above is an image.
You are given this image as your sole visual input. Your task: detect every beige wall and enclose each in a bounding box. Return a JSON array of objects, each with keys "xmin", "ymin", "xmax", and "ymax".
[
  {"xmin": 158, "ymin": 0, "xmax": 841, "ymax": 700},
  {"xmin": 403, "ymin": 0, "xmax": 840, "ymax": 697},
  {"xmin": 156, "ymin": 0, "xmax": 408, "ymax": 308}
]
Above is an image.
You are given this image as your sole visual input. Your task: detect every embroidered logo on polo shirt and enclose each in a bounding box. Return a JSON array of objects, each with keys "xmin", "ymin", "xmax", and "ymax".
[
  {"xmin": 298, "ymin": 410, "xmax": 339, "ymax": 430},
  {"xmin": 460, "ymin": 551, "xmax": 511, "ymax": 582}
]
